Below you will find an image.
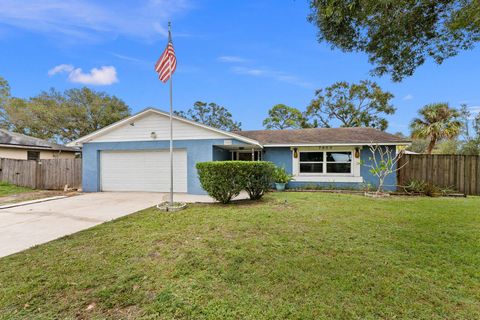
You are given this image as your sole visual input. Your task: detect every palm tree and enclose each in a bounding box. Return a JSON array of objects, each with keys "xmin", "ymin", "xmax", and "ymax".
[{"xmin": 410, "ymin": 103, "xmax": 462, "ymax": 154}]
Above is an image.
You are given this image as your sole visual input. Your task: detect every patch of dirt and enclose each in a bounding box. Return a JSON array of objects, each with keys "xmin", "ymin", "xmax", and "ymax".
[{"xmin": 0, "ymin": 190, "xmax": 81, "ymax": 205}]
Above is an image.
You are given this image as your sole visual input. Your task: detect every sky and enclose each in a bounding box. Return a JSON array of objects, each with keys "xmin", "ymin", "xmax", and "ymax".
[{"xmin": 0, "ymin": 0, "xmax": 479, "ymax": 135}]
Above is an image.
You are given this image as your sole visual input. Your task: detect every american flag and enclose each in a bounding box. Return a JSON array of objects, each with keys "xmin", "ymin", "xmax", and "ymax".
[{"xmin": 154, "ymin": 32, "xmax": 176, "ymax": 83}]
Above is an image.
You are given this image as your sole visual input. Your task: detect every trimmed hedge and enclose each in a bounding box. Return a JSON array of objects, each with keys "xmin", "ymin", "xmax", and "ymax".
[
  {"xmin": 196, "ymin": 161, "xmax": 276, "ymax": 203},
  {"xmin": 244, "ymin": 162, "xmax": 276, "ymax": 200}
]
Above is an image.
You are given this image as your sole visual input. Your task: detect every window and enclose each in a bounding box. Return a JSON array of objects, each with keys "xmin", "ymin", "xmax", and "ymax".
[
  {"xmin": 298, "ymin": 150, "xmax": 353, "ymax": 174},
  {"xmin": 299, "ymin": 152, "xmax": 323, "ymax": 173},
  {"xmin": 27, "ymin": 151, "xmax": 40, "ymax": 161},
  {"xmin": 234, "ymin": 151, "xmax": 262, "ymax": 161},
  {"xmin": 326, "ymin": 152, "xmax": 352, "ymax": 173}
]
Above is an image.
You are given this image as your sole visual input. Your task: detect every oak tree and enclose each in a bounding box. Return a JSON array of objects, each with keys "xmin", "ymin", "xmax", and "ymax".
[
  {"xmin": 174, "ymin": 101, "xmax": 241, "ymax": 132},
  {"xmin": 306, "ymin": 80, "xmax": 395, "ymax": 130},
  {"xmin": 309, "ymin": 0, "xmax": 480, "ymax": 81}
]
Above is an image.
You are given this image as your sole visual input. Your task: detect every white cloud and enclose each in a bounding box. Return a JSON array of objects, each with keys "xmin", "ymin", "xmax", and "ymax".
[
  {"xmin": 402, "ymin": 94, "xmax": 414, "ymax": 101},
  {"xmin": 232, "ymin": 66, "xmax": 266, "ymax": 76},
  {"xmin": 0, "ymin": 0, "xmax": 192, "ymax": 43},
  {"xmin": 219, "ymin": 56, "xmax": 312, "ymax": 87},
  {"xmin": 110, "ymin": 52, "xmax": 147, "ymax": 64},
  {"xmin": 231, "ymin": 66, "xmax": 312, "ymax": 88},
  {"xmin": 48, "ymin": 64, "xmax": 118, "ymax": 85},
  {"xmin": 218, "ymin": 56, "xmax": 249, "ymax": 63},
  {"xmin": 48, "ymin": 64, "xmax": 74, "ymax": 76}
]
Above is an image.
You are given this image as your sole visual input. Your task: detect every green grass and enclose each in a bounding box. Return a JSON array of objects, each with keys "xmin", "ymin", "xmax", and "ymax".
[
  {"xmin": 1, "ymin": 193, "xmax": 479, "ymax": 319},
  {"xmin": 0, "ymin": 181, "xmax": 32, "ymax": 197}
]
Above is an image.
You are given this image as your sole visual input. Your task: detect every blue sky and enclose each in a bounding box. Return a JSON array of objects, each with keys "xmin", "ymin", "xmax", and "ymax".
[{"xmin": 0, "ymin": 0, "xmax": 479, "ymax": 135}]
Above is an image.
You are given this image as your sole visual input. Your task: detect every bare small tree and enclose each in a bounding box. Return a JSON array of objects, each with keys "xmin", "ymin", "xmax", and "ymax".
[{"xmin": 363, "ymin": 144, "xmax": 407, "ymax": 194}]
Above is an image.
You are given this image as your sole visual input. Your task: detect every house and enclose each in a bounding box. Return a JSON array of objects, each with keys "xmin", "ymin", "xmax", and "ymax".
[
  {"xmin": 69, "ymin": 108, "xmax": 409, "ymax": 194},
  {"xmin": 0, "ymin": 129, "xmax": 79, "ymax": 160}
]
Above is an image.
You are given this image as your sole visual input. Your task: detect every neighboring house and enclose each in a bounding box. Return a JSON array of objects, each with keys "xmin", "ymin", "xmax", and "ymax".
[
  {"xmin": 69, "ymin": 108, "xmax": 409, "ymax": 194},
  {"xmin": 0, "ymin": 129, "xmax": 79, "ymax": 160}
]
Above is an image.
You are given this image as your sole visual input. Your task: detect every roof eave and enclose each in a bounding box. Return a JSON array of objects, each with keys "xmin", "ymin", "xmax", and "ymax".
[
  {"xmin": 68, "ymin": 108, "xmax": 262, "ymax": 147},
  {"xmin": 262, "ymin": 142, "xmax": 411, "ymax": 147},
  {"xmin": 0, "ymin": 143, "xmax": 79, "ymax": 152}
]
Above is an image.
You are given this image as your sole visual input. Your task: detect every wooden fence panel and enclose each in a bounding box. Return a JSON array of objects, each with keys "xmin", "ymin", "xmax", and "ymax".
[
  {"xmin": 0, "ymin": 158, "xmax": 82, "ymax": 190},
  {"xmin": 0, "ymin": 158, "xmax": 37, "ymax": 188},
  {"xmin": 397, "ymin": 154, "xmax": 479, "ymax": 195}
]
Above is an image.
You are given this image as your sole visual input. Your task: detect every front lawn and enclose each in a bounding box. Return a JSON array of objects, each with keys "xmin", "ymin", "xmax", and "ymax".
[{"xmin": 1, "ymin": 193, "xmax": 479, "ymax": 319}]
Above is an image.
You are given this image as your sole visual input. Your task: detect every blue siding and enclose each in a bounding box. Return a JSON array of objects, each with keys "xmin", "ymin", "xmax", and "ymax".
[
  {"xmin": 360, "ymin": 146, "xmax": 397, "ymax": 191},
  {"xmin": 262, "ymin": 147, "xmax": 292, "ymax": 173},
  {"xmin": 83, "ymin": 139, "xmax": 399, "ymax": 195},
  {"xmin": 82, "ymin": 139, "xmax": 243, "ymax": 195},
  {"xmin": 287, "ymin": 181, "xmax": 364, "ymax": 189},
  {"xmin": 262, "ymin": 145, "xmax": 398, "ymax": 191}
]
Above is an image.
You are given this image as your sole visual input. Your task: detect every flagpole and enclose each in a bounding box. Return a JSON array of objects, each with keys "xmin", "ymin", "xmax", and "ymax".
[{"xmin": 168, "ymin": 21, "xmax": 174, "ymax": 206}]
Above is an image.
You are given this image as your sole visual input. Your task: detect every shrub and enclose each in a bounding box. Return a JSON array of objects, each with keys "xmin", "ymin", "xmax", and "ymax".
[
  {"xmin": 404, "ymin": 179, "xmax": 451, "ymax": 197},
  {"xmin": 196, "ymin": 161, "xmax": 276, "ymax": 203},
  {"xmin": 422, "ymin": 183, "xmax": 441, "ymax": 197},
  {"xmin": 404, "ymin": 179, "xmax": 427, "ymax": 194},
  {"xmin": 274, "ymin": 167, "xmax": 292, "ymax": 184},
  {"xmin": 243, "ymin": 162, "xmax": 276, "ymax": 200},
  {"xmin": 196, "ymin": 161, "xmax": 247, "ymax": 204}
]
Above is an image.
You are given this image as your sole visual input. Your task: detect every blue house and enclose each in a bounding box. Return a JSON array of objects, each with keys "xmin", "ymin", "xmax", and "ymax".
[{"xmin": 69, "ymin": 108, "xmax": 409, "ymax": 194}]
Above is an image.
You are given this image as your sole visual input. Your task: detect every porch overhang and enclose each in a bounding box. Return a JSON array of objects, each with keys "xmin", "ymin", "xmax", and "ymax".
[{"xmin": 213, "ymin": 143, "xmax": 263, "ymax": 151}]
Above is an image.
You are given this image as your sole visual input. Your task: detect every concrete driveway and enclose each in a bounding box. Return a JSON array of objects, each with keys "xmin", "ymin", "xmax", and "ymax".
[{"xmin": 0, "ymin": 192, "xmax": 167, "ymax": 258}]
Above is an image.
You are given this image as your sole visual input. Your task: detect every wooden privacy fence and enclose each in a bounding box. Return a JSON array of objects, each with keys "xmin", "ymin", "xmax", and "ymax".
[
  {"xmin": 0, "ymin": 158, "xmax": 82, "ymax": 190},
  {"xmin": 397, "ymin": 154, "xmax": 480, "ymax": 195}
]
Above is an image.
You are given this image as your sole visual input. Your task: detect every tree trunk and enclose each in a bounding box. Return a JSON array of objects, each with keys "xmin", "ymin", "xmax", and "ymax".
[
  {"xmin": 427, "ymin": 137, "xmax": 437, "ymax": 154},
  {"xmin": 377, "ymin": 177, "xmax": 384, "ymax": 194}
]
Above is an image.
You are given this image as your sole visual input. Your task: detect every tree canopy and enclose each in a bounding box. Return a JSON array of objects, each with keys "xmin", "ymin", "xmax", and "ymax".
[
  {"xmin": 0, "ymin": 81, "xmax": 131, "ymax": 143},
  {"xmin": 0, "ymin": 76, "xmax": 10, "ymax": 109},
  {"xmin": 306, "ymin": 80, "xmax": 395, "ymax": 130},
  {"xmin": 262, "ymin": 104, "xmax": 311, "ymax": 130},
  {"xmin": 410, "ymin": 103, "xmax": 462, "ymax": 154},
  {"xmin": 309, "ymin": 0, "xmax": 480, "ymax": 81},
  {"xmin": 174, "ymin": 101, "xmax": 241, "ymax": 132}
]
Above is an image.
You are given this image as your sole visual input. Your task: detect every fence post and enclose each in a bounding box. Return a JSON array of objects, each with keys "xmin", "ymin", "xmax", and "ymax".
[{"xmin": 35, "ymin": 160, "xmax": 41, "ymax": 190}]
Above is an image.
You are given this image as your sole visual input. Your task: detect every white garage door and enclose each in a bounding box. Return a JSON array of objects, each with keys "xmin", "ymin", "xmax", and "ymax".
[{"xmin": 100, "ymin": 149, "xmax": 187, "ymax": 192}]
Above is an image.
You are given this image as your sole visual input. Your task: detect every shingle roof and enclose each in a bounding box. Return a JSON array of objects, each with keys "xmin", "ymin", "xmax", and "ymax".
[
  {"xmin": 234, "ymin": 127, "xmax": 410, "ymax": 145},
  {"xmin": 0, "ymin": 129, "xmax": 79, "ymax": 152}
]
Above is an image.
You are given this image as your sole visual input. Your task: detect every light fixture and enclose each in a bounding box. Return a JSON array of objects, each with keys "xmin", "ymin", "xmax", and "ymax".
[
  {"xmin": 151, "ymin": 131, "xmax": 157, "ymax": 139},
  {"xmin": 355, "ymin": 148, "xmax": 360, "ymax": 158},
  {"xmin": 293, "ymin": 147, "xmax": 298, "ymax": 158},
  {"xmin": 130, "ymin": 122, "xmax": 135, "ymax": 126}
]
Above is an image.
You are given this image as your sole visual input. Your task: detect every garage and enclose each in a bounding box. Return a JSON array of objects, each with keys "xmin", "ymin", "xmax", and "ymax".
[{"xmin": 100, "ymin": 149, "xmax": 187, "ymax": 192}]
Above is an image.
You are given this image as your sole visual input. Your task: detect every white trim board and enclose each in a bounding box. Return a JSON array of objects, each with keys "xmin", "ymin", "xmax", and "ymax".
[
  {"xmin": 291, "ymin": 147, "xmax": 362, "ymax": 182},
  {"xmin": 292, "ymin": 176, "xmax": 364, "ymax": 183},
  {"xmin": 264, "ymin": 142, "xmax": 410, "ymax": 147}
]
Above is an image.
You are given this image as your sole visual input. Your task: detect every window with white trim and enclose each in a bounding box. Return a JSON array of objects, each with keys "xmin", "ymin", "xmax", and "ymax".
[
  {"xmin": 326, "ymin": 152, "xmax": 352, "ymax": 173},
  {"xmin": 299, "ymin": 152, "xmax": 323, "ymax": 173},
  {"xmin": 299, "ymin": 151, "xmax": 353, "ymax": 174}
]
